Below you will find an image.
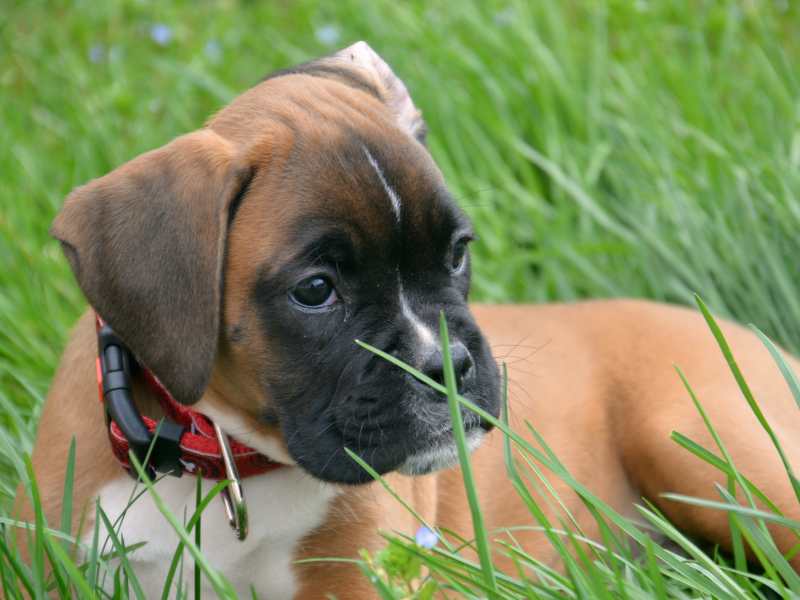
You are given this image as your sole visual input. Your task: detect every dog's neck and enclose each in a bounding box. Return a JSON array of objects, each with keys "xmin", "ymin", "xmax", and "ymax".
[
  {"xmin": 194, "ymin": 384, "xmax": 296, "ymax": 467},
  {"xmin": 124, "ymin": 361, "xmax": 295, "ymax": 468}
]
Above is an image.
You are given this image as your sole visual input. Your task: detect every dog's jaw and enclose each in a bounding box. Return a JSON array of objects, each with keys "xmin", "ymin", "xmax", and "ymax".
[{"xmin": 396, "ymin": 429, "xmax": 485, "ymax": 476}]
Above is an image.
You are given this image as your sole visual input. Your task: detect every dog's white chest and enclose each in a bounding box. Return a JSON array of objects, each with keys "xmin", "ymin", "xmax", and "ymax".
[{"xmin": 88, "ymin": 468, "xmax": 336, "ymax": 599}]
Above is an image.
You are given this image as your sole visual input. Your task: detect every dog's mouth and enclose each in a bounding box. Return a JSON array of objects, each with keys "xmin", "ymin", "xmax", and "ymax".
[
  {"xmin": 279, "ymin": 385, "xmax": 497, "ymax": 485},
  {"xmin": 330, "ymin": 418, "xmax": 490, "ymax": 483}
]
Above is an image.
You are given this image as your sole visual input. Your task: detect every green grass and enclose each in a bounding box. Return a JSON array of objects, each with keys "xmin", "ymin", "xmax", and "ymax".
[{"xmin": 2, "ymin": 0, "xmax": 800, "ymax": 597}]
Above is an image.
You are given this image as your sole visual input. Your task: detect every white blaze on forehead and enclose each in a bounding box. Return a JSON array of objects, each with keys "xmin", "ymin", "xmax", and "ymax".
[
  {"xmin": 397, "ymin": 271, "xmax": 437, "ymax": 353},
  {"xmin": 363, "ymin": 146, "xmax": 401, "ymax": 223}
]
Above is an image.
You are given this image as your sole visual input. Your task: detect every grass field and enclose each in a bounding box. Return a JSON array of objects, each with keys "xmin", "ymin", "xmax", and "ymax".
[{"xmin": 2, "ymin": 0, "xmax": 800, "ymax": 597}]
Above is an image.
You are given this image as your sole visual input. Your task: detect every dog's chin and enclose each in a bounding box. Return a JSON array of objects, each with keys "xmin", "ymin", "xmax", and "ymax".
[
  {"xmin": 395, "ymin": 428, "xmax": 486, "ymax": 476},
  {"xmin": 284, "ymin": 386, "xmax": 499, "ymax": 485},
  {"xmin": 287, "ymin": 423, "xmax": 490, "ymax": 485}
]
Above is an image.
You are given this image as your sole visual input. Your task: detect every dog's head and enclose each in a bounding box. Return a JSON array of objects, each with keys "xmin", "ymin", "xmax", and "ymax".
[{"xmin": 52, "ymin": 42, "xmax": 500, "ymax": 484}]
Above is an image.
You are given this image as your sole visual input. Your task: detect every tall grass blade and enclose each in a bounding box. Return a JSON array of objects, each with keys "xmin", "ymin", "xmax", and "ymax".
[
  {"xmin": 194, "ymin": 473, "xmax": 202, "ymax": 600},
  {"xmin": 674, "ymin": 365, "xmax": 752, "ymax": 573},
  {"xmin": 438, "ymin": 312, "xmax": 497, "ymax": 596},
  {"xmin": 96, "ymin": 506, "xmax": 146, "ymax": 600},
  {"xmin": 58, "ymin": 437, "xmax": 76, "ymax": 548},
  {"xmin": 160, "ymin": 478, "xmax": 229, "ymax": 600},
  {"xmin": 753, "ymin": 325, "xmax": 800, "ymax": 409},
  {"xmin": 695, "ymin": 295, "xmax": 800, "ymax": 504}
]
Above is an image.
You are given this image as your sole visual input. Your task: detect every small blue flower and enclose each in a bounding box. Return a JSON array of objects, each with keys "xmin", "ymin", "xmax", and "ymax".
[
  {"xmin": 493, "ymin": 7, "xmax": 515, "ymax": 27},
  {"xmin": 415, "ymin": 526, "xmax": 439, "ymax": 549},
  {"xmin": 89, "ymin": 44, "xmax": 105, "ymax": 64},
  {"xmin": 315, "ymin": 24, "xmax": 340, "ymax": 46},
  {"xmin": 150, "ymin": 23, "xmax": 173, "ymax": 46},
  {"xmin": 204, "ymin": 39, "xmax": 222, "ymax": 61}
]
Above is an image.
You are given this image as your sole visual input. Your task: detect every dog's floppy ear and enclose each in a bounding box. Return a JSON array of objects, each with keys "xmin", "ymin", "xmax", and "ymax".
[{"xmin": 51, "ymin": 129, "xmax": 252, "ymax": 405}]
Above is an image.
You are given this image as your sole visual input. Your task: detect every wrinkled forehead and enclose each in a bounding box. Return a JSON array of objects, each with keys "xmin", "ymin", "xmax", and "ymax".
[
  {"xmin": 287, "ymin": 121, "xmax": 444, "ymax": 220},
  {"xmin": 264, "ymin": 128, "xmax": 466, "ymax": 274},
  {"xmin": 234, "ymin": 124, "xmax": 459, "ymax": 263}
]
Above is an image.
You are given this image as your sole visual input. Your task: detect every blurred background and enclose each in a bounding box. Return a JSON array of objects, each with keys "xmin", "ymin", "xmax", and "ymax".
[{"xmin": 1, "ymin": 0, "xmax": 799, "ymax": 498}]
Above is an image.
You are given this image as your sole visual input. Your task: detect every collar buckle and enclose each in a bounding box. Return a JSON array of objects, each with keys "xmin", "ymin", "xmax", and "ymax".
[{"xmin": 97, "ymin": 319, "xmax": 184, "ymax": 478}]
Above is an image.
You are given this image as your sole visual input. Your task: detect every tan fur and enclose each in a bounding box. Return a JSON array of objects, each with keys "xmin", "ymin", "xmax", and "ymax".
[{"xmin": 19, "ymin": 44, "xmax": 800, "ymax": 596}]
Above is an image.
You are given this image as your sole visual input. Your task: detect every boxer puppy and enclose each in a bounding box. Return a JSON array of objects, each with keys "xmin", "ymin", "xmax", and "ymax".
[{"xmin": 17, "ymin": 42, "xmax": 800, "ymax": 598}]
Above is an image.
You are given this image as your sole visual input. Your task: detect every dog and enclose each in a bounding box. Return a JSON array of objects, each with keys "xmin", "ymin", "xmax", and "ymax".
[{"xmin": 17, "ymin": 42, "xmax": 800, "ymax": 598}]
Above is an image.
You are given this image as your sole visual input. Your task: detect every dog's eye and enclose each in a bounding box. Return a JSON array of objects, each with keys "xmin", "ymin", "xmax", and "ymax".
[
  {"xmin": 290, "ymin": 276, "xmax": 337, "ymax": 308},
  {"xmin": 450, "ymin": 238, "xmax": 470, "ymax": 274}
]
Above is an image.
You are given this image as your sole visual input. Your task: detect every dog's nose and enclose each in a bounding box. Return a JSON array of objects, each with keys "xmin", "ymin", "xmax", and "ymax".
[{"xmin": 421, "ymin": 342, "xmax": 474, "ymax": 390}]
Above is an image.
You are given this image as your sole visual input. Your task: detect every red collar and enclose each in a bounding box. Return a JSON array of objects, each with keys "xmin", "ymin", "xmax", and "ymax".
[{"xmin": 94, "ymin": 314, "xmax": 285, "ymax": 481}]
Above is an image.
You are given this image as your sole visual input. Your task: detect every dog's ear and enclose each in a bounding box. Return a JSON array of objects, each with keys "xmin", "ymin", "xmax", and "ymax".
[
  {"xmin": 271, "ymin": 41, "xmax": 426, "ymax": 143},
  {"xmin": 329, "ymin": 41, "xmax": 426, "ymax": 143},
  {"xmin": 51, "ymin": 130, "xmax": 252, "ymax": 405}
]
